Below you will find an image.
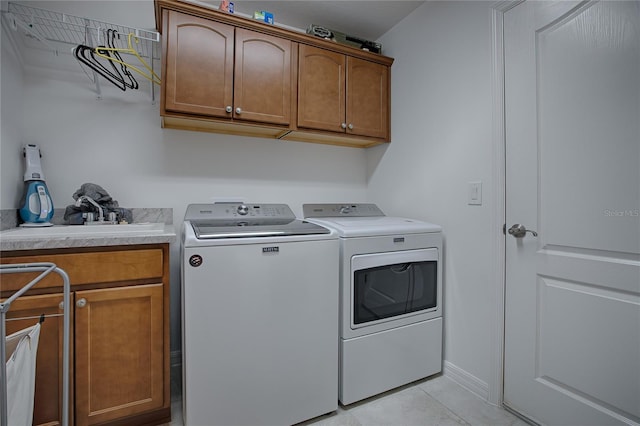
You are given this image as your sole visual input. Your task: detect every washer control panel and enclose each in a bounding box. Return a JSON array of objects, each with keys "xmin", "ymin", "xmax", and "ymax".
[
  {"xmin": 303, "ymin": 203, "xmax": 385, "ymax": 218},
  {"xmin": 185, "ymin": 203, "xmax": 295, "ymax": 221}
]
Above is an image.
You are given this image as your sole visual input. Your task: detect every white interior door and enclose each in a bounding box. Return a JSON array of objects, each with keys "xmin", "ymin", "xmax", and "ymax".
[{"xmin": 503, "ymin": 1, "xmax": 640, "ymax": 425}]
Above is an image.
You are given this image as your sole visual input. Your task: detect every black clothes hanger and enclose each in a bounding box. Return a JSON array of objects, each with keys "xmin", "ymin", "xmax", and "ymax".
[
  {"xmin": 104, "ymin": 29, "xmax": 138, "ymax": 90},
  {"xmin": 74, "ymin": 44, "xmax": 127, "ymax": 91}
]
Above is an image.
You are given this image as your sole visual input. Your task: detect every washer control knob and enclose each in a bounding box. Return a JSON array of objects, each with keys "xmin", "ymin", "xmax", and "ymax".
[{"xmin": 237, "ymin": 204, "xmax": 249, "ymax": 215}]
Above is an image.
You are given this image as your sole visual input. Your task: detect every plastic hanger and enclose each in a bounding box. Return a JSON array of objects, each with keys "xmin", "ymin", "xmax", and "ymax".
[
  {"xmin": 73, "ymin": 44, "xmax": 127, "ymax": 91},
  {"xmin": 101, "ymin": 29, "xmax": 138, "ymax": 90},
  {"xmin": 93, "ymin": 32, "xmax": 160, "ymax": 85},
  {"xmin": 107, "ymin": 29, "xmax": 139, "ymax": 90}
]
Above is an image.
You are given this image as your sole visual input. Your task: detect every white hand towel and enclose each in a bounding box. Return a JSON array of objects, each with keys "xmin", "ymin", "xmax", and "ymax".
[{"xmin": 3, "ymin": 323, "xmax": 41, "ymax": 426}]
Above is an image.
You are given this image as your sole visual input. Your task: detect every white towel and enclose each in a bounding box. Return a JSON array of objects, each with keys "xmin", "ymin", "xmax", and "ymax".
[{"xmin": 3, "ymin": 323, "xmax": 41, "ymax": 426}]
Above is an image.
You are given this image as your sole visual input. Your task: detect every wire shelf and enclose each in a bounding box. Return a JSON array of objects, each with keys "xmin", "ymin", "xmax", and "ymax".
[
  {"xmin": 2, "ymin": 2, "xmax": 161, "ymax": 100},
  {"xmin": 4, "ymin": 2, "xmax": 159, "ymax": 58}
]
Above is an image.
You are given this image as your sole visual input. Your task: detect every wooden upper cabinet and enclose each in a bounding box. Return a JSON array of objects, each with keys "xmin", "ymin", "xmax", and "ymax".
[
  {"xmin": 163, "ymin": 10, "xmax": 293, "ymax": 125},
  {"xmin": 297, "ymin": 44, "xmax": 389, "ymax": 140},
  {"xmin": 347, "ymin": 57, "xmax": 389, "ymax": 139},
  {"xmin": 297, "ymin": 44, "xmax": 345, "ymax": 132},
  {"xmin": 155, "ymin": 0, "xmax": 393, "ymax": 147},
  {"xmin": 234, "ymin": 28, "xmax": 292, "ymax": 125},
  {"xmin": 164, "ymin": 10, "xmax": 234, "ymax": 117}
]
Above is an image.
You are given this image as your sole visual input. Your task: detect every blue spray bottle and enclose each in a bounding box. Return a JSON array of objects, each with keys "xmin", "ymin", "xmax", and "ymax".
[{"xmin": 19, "ymin": 144, "xmax": 54, "ymax": 227}]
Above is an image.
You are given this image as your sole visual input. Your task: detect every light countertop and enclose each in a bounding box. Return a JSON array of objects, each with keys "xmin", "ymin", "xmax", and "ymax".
[{"xmin": 0, "ymin": 223, "xmax": 177, "ymax": 251}]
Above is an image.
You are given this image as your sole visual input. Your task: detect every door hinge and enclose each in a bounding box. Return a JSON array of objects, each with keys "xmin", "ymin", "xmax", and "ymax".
[{"xmin": 502, "ymin": 224, "xmax": 506, "ymax": 235}]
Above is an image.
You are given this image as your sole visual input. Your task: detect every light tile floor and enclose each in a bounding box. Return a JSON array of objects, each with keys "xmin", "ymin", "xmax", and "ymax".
[{"xmin": 168, "ymin": 371, "xmax": 529, "ymax": 426}]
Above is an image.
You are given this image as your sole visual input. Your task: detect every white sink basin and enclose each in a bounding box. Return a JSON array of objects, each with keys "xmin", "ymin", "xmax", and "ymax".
[{"xmin": 0, "ymin": 223, "xmax": 165, "ymax": 238}]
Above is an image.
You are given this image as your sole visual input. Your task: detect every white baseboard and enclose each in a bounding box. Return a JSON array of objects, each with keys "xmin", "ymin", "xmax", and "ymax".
[{"xmin": 443, "ymin": 360, "xmax": 489, "ymax": 401}]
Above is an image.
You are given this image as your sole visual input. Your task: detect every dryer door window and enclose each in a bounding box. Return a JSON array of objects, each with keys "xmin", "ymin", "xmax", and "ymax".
[{"xmin": 351, "ymin": 249, "xmax": 438, "ymax": 327}]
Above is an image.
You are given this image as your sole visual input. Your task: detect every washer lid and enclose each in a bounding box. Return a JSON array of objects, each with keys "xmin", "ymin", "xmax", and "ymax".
[
  {"xmin": 191, "ymin": 219, "xmax": 330, "ymax": 239},
  {"xmin": 306, "ymin": 216, "xmax": 441, "ymax": 237},
  {"xmin": 185, "ymin": 203, "xmax": 331, "ymax": 239}
]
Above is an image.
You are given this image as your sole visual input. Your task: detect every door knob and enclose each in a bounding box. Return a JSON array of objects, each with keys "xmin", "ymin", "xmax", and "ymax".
[
  {"xmin": 348, "ymin": 123, "xmax": 354, "ymax": 130},
  {"xmin": 508, "ymin": 224, "xmax": 538, "ymax": 238},
  {"xmin": 76, "ymin": 298, "xmax": 87, "ymax": 308},
  {"xmin": 235, "ymin": 107, "xmax": 242, "ymax": 114},
  {"xmin": 341, "ymin": 123, "xmax": 347, "ymax": 129},
  {"xmin": 225, "ymin": 106, "xmax": 232, "ymax": 113}
]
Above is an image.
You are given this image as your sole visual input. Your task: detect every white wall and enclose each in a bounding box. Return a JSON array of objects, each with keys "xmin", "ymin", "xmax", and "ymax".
[
  {"xmin": 1, "ymin": 15, "xmax": 25, "ymax": 206},
  {"xmin": 368, "ymin": 1, "xmax": 497, "ymax": 394},
  {"xmin": 15, "ymin": 73, "xmax": 368, "ymax": 221}
]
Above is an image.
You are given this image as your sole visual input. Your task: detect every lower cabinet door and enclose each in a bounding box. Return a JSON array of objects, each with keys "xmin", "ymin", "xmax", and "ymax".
[
  {"xmin": 74, "ymin": 284, "xmax": 164, "ymax": 426},
  {"xmin": 4, "ymin": 293, "xmax": 71, "ymax": 426}
]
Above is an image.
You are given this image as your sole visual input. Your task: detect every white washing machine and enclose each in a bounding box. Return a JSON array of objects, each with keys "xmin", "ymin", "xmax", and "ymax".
[
  {"xmin": 303, "ymin": 203, "xmax": 443, "ymax": 405},
  {"xmin": 182, "ymin": 203, "xmax": 339, "ymax": 425}
]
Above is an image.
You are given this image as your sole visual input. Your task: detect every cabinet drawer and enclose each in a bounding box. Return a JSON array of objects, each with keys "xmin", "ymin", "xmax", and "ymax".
[{"xmin": 0, "ymin": 248, "xmax": 164, "ymax": 293}]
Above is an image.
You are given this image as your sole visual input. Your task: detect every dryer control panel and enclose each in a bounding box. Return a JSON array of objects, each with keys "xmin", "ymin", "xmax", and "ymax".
[{"xmin": 303, "ymin": 203, "xmax": 385, "ymax": 218}]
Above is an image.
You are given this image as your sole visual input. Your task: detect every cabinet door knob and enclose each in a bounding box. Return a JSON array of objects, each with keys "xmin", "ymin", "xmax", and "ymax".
[
  {"xmin": 235, "ymin": 107, "xmax": 242, "ymax": 114},
  {"xmin": 59, "ymin": 301, "xmax": 65, "ymax": 310},
  {"xmin": 348, "ymin": 123, "xmax": 354, "ymax": 130},
  {"xmin": 341, "ymin": 123, "xmax": 347, "ymax": 129},
  {"xmin": 76, "ymin": 298, "xmax": 87, "ymax": 308},
  {"xmin": 225, "ymin": 106, "xmax": 232, "ymax": 113}
]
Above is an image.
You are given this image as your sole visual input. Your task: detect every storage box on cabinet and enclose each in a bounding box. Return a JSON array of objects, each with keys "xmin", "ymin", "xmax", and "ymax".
[{"xmin": 0, "ymin": 245, "xmax": 170, "ymax": 426}]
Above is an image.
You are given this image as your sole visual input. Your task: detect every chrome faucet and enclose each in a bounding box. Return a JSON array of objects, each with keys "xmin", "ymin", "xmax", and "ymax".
[{"xmin": 75, "ymin": 195, "xmax": 104, "ymax": 223}]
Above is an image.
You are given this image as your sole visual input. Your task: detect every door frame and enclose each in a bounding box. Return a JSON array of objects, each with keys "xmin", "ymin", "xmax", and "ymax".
[{"xmin": 488, "ymin": 0, "xmax": 524, "ymax": 407}]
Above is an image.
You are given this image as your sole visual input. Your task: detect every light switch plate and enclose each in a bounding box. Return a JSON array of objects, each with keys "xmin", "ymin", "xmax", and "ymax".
[{"xmin": 468, "ymin": 181, "xmax": 482, "ymax": 205}]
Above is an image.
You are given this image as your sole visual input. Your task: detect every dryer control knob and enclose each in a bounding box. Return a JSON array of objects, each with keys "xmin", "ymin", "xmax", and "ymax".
[{"xmin": 237, "ymin": 204, "xmax": 249, "ymax": 215}]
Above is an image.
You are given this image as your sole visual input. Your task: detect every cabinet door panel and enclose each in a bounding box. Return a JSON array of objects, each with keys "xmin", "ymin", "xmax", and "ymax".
[
  {"xmin": 297, "ymin": 44, "xmax": 345, "ymax": 132},
  {"xmin": 75, "ymin": 284, "xmax": 164, "ymax": 426},
  {"xmin": 347, "ymin": 57, "xmax": 389, "ymax": 139},
  {"xmin": 4, "ymin": 293, "xmax": 72, "ymax": 426},
  {"xmin": 234, "ymin": 28, "xmax": 292, "ymax": 125},
  {"xmin": 164, "ymin": 10, "xmax": 234, "ymax": 117}
]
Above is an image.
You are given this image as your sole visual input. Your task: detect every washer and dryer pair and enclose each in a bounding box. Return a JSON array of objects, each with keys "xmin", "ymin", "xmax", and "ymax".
[{"xmin": 181, "ymin": 202, "xmax": 442, "ymax": 425}]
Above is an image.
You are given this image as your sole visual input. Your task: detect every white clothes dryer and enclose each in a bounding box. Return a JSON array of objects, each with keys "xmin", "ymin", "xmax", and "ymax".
[{"xmin": 304, "ymin": 203, "xmax": 443, "ymax": 405}]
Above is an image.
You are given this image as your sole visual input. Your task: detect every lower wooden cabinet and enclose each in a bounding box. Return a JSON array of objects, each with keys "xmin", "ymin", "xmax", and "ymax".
[
  {"xmin": 75, "ymin": 284, "xmax": 165, "ymax": 425},
  {"xmin": 1, "ymin": 244, "xmax": 171, "ymax": 426}
]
